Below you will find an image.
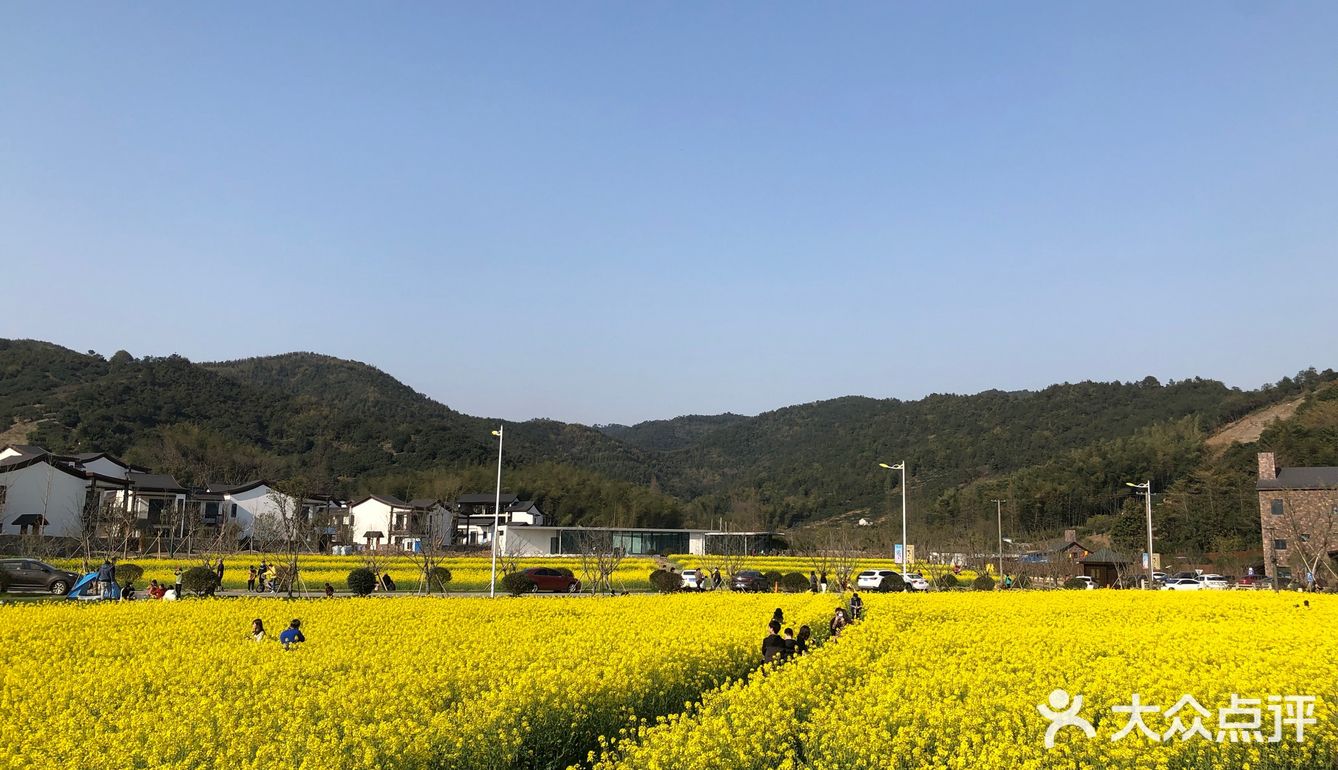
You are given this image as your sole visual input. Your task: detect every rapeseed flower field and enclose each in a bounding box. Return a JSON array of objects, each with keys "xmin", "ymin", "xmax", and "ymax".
[
  {"xmin": 589, "ymin": 591, "xmax": 1338, "ymax": 770},
  {"xmin": 0, "ymin": 593, "xmax": 833, "ymax": 770}
]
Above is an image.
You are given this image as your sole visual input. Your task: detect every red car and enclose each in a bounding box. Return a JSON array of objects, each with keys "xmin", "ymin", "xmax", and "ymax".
[{"xmin": 521, "ymin": 567, "xmax": 582, "ymax": 593}]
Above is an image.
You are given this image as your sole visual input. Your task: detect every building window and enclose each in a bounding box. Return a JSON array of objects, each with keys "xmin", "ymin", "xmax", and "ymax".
[
  {"xmin": 1274, "ymin": 539, "xmax": 1287, "ymax": 550},
  {"xmin": 230, "ymin": 504, "xmax": 238, "ymax": 519},
  {"xmin": 1270, "ymin": 499, "xmax": 1284, "ymax": 516}
]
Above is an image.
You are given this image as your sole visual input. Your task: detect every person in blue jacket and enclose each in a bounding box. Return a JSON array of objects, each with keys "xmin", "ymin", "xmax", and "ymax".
[{"xmin": 279, "ymin": 619, "xmax": 305, "ymax": 649}]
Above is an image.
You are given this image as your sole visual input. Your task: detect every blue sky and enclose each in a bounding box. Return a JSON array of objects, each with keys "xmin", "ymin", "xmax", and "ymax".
[{"xmin": 3, "ymin": 3, "xmax": 1336, "ymax": 424}]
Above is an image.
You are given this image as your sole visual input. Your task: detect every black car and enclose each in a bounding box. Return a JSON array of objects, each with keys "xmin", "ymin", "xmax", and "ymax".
[
  {"xmin": 731, "ymin": 570, "xmax": 768, "ymax": 592},
  {"xmin": 0, "ymin": 559, "xmax": 79, "ymax": 595}
]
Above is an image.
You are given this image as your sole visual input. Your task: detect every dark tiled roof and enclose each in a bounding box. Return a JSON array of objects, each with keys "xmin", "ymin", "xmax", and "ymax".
[
  {"xmin": 208, "ymin": 480, "xmax": 273, "ymax": 495},
  {"xmin": 351, "ymin": 494, "xmax": 407, "ymax": 508},
  {"xmin": 2, "ymin": 445, "xmax": 46, "ymax": 458},
  {"xmin": 507, "ymin": 500, "xmax": 537, "ymax": 511},
  {"xmin": 1258, "ymin": 467, "xmax": 1338, "ymax": 491},
  {"xmin": 456, "ymin": 493, "xmax": 519, "ymax": 506},
  {"xmin": 406, "ymin": 498, "xmax": 440, "ymax": 509},
  {"xmin": 1080, "ymin": 547, "xmax": 1133, "ymax": 565},
  {"xmin": 127, "ymin": 472, "xmax": 186, "ymax": 492}
]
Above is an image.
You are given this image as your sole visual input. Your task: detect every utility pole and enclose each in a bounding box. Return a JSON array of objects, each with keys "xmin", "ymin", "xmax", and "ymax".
[{"xmin": 993, "ymin": 499, "xmax": 1007, "ymax": 583}]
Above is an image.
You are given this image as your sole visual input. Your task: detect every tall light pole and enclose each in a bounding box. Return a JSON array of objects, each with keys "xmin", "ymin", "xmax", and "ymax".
[
  {"xmin": 878, "ymin": 462, "xmax": 908, "ymax": 572},
  {"xmin": 993, "ymin": 499, "xmax": 1007, "ymax": 582},
  {"xmin": 489, "ymin": 426, "xmax": 504, "ymax": 598},
  {"xmin": 1125, "ymin": 480, "xmax": 1154, "ymax": 590}
]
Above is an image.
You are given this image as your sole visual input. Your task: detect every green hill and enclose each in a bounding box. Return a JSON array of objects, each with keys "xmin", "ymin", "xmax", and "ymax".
[{"xmin": 3, "ymin": 337, "xmax": 1332, "ymax": 548}]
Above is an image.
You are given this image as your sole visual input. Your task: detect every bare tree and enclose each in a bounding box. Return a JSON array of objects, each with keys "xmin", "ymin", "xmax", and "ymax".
[{"xmin": 577, "ymin": 529, "xmax": 625, "ymax": 595}]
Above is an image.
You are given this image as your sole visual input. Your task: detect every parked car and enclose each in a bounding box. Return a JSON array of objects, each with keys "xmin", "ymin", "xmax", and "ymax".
[
  {"xmin": 1152, "ymin": 571, "xmax": 1168, "ymax": 583},
  {"xmin": 0, "ymin": 559, "xmax": 78, "ymax": 595},
  {"xmin": 900, "ymin": 572, "xmax": 930, "ymax": 591},
  {"xmin": 1197, "ymin": 574, "xmax": 1230, "ymax": 590},
  {"xmin": 1162, "ymin": 577, "xmax": 1202, "ymax": 591},
  {"xmin": 1168, "ymin": 571, "xmax": 1200, "ymax": 582},
  {"xmin": 731, "ymin": 570, "xmax": 769, "ymax": 592},
  {"xmin": 681, "ymin": 569, "xmax": 706, "ymax": 589},
  {"xmin": 1235, "ymin": 575, "xmax": 1272, "ymax": 590},
  {"xmin": 1111, "ymin": 575, "xmax": 1147, "ymax": 590},
  {"xmin": 520, "ymin": 567, "xmax": 581, "ymax": 593},
  {"xmin": 1071, "ymin": 575, "xmax": 1096, "ymax": 590},
  {"xmin": 857, "ymin": 569, "xmax": 899, "ymax": 590}
]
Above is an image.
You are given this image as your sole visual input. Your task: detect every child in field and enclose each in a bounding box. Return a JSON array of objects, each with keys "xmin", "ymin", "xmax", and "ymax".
[{"xmin": 251, "ymin": 618, "xmax": 266, "ymax": 642}]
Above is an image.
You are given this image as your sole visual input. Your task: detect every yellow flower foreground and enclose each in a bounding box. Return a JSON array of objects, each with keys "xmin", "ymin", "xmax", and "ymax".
[
  {"xmin": 0, "ymin": 593, "xmax": 833, "ymax": 770},
  {"xmin": 589, "ymin": 591, "xmax": 1338, "ymax": 770}
]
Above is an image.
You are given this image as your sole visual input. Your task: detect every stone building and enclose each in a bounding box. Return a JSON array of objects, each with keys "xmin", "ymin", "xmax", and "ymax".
[{"xmin": 1257, "ymin": 452, "xmax": 1338, "ymax": 583}]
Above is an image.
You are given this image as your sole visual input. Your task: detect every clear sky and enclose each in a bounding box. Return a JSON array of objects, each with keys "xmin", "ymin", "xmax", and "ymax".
[{"xmin": 3, "ymin": 3, "xmax": 1336, "ymax": 425}]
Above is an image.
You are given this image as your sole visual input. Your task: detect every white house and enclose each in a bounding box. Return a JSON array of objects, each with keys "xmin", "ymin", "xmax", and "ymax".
[
  {"xmin": 0, "ymin": 451, "xmax": 94, "ymax": 539},
  {"xmin": 204, "ymin": 480, "xmax": 342, "ymax": 543},
  {"xmin": 348, "ymin": 495, "xmax": 452, "ymax": 551},
  {"xmin": 60, "ymin": 451, "xmax": 147, "ymax": 481}
]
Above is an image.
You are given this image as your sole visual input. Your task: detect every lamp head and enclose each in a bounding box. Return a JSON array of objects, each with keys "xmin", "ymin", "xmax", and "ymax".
[{"xmin": 491, "ymin": 429, "xmax": 502, "ymax": 437}]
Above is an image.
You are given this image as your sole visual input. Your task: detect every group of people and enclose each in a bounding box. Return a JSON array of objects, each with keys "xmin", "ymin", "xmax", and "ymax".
[
  {"xmin": 94, "ymin": 560, "xmax": 185, "ymax": 601},
  {"xmin": 247, "ymin": 562, "xmax": 282, "ymax": 593},
  {"xmin": 761, "ymin": 607, "xmax": 813, "ymax": 663},
  {"xmin": 250, "ymin": 618, "xmax": 306, "ymax": 649},
  {"xmin": 763, "ymin": 593, "xmax": 868, "ymax": 662}
]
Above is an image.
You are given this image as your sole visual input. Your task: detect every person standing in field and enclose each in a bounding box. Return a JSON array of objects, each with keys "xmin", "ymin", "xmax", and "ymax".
[
  {"xmin": 173, "ymin": 567, "xmax": 184, "ymax": 598},
  {"xmin": 215, "ymin": 558, "xmax": 225, "ymax": 587},
  {"xmin": 761, "ymin": 620, "xmax": 786, "ymax": 663},
  {"xmin": 97, "ymin": 559, "xmax": 116, "ymax": 599},
  {"xmin": 819, "ymin": 571, "xmax": 828, "ymax": 593},
  {"xmin": 849, "ymin": 593, "xmax": 864, "ymax": 621},
  {"xmin": 712, "ymin": 569, "xmax": 722, "ymax": 590},
  {"xmin": 795, "ymin": 625, "xmax": 811, "ymax": 654},
  {"xmin": 257, "ymin": 560, "xmax": 268, "ymax": 592},
  {"xmin": 280, "ymin": 619, "xmax": 305, "ymax": 649},
  {"xmin": 809, "ymin": 571, "xmax": 818, "ymax": 593},
  {"xmin": 247, "ymin": 566, "xmax": 257, "ymax": 593}
]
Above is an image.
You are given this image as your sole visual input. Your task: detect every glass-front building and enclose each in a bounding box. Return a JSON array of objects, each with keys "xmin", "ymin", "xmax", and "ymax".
[{"xmin": 556, "ymin": 528, "xmax": 690, "ymax": 556}]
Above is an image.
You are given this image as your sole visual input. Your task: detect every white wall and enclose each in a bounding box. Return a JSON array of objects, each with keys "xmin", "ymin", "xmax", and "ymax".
[
  {"xmin": 0, "ymin": 461, "xmax": 89, "ymax": 539},
  {"xmin": 498, "ymin": 526, "xmax": 555, "ymax": 556},
  {"xmin": 225, "ymin": 485, "xmax": 289, "ymax": 540},
  {"xmin": 81, "ymin": 457, "xmax": 131, "ymax": 480},
  {"xmin": 688, "ymin": 532, "xmax": 706, "ymax": 555},
  {"xmin": 349, "ymin": 499, "xmax": 394, "ymax": 548},
  {"xmin": 0, "ymin": 448, "xmax": 25, "ymax": 462}
]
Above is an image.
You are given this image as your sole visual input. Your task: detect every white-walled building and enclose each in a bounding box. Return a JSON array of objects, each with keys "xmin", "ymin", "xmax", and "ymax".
[
  {"xmin": 348, "ymin": 495, "xmax": 452, "ymax": 551},
  {"xmin": 496, "ymin": 525, "xmax": 709, "ymax": 557},
  {"xmin": 0, "ymin": 451, "xmax": 95, "ymax": 539}
]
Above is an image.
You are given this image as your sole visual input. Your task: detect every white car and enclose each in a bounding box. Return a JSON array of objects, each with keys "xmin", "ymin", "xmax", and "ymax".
[
  {"xmin": 856, "ymin": 569, "xmax": 902, "ymax": 590},
  {"xmin": 1197, "ymin": 574, "xmax": 1229, "ymax": 590},
  {"xmin": 901, "ymin": 572, "xmax": 930, "ymax": 591},
  {"xmin": 680, "ymin": 569, "xmax": 705, "ymax": 589},
  {"xmin": 1071, "ymin": 575, "xmax": 1096, "ymax": 590},
  {"xmin": 1162, "ymin": 578, "xmax": 1202, "ymax": 591}
]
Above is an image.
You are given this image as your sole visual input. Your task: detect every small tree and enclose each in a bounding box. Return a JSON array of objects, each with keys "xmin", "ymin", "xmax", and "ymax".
[
  {"xmin": 347, "ymin": 568, "xmax": 377, "ymax": 596},
  {"xmin": 180, "ymin": 566, "xmax": 219, "ymax": 597},
  {"xmin": 649, "ymin": 569, "xmax": 681, "ymax": 593},
  {"xmin": 780, "ymin": 572, "xmax": 810, "ymax": 593},
  {"xmin": 973, "ymin": 574, "xmax": 996, "ymax": 591},
  {"xmin": 879, "ymin": 573, "xmax": 908, "ymax": 593},
  {"xmin": 500, "ymin": 571, "xmax": 536, "ymax": 596}
]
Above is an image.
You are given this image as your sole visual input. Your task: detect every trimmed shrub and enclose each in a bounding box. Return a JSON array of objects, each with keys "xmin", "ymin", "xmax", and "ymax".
[
  {"xmin": 780, "ymin": 572, "xmax": 811, "ymax": 593},
  {"xmin": 180, "ymin": 567, "xmax": 219, "ymax": 597},
  {"xmin": 1063, "ymin": 577, "xmax": 1089, "ymax": 590},
  {"xmin": 936, "ymin": 573, "xmax": 959, "ymax": 590},
  {"xmin": 649, "ymin": 569, "xmax": 681, "ymax": 593},
  {"xmin": 763, "ymin": 571, "xmax": 783, "ymax": 591},
  {"xmin": 973, "ymin": 574, "xmax": 996, "ymax": 591},
  {"xmin": 347, "ymin": 568, "xmax": 376, "ymax": 596},
  {"xmin": 116, "ymin": 563, "xmax": 144, "ymax": 584},
  {"xmin": 426, "ymin": 567, "xmax": 452, "ymax": 592},
  {"xmin": 500, "ymin": 572, "xmax": 536, "ymax": 596},
  {"xmin": 879, "ymin": 573, "xmax": 908, "ymax": 593}
]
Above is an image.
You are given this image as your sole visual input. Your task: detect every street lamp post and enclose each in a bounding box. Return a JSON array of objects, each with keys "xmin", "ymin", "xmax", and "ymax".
[
  {"xmin": 1125, "ymin": 480, "xmax": 1154, "ymax": 590},
  {"xmin": 489, "ymin": 426, "xmax": 504, "ymax": 598},
  {"xmin": 878, "ymin": 462, "xmax": 908, "ymax": 572},
  {"xmin": 993, "ymin": 499, "xmax": 1007, "ymax": 582}
]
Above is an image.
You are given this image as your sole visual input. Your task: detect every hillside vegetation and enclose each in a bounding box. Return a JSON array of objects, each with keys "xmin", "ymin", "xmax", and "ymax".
[{"xmin": 2, "ymin": 338, "xmax": 1334, "ymax": 551}]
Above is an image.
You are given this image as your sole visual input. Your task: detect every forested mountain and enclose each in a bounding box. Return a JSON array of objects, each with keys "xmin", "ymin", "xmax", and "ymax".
[{"xmin": 2, "ymin": 337, "xmax": 1333, "ymax": 550}]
